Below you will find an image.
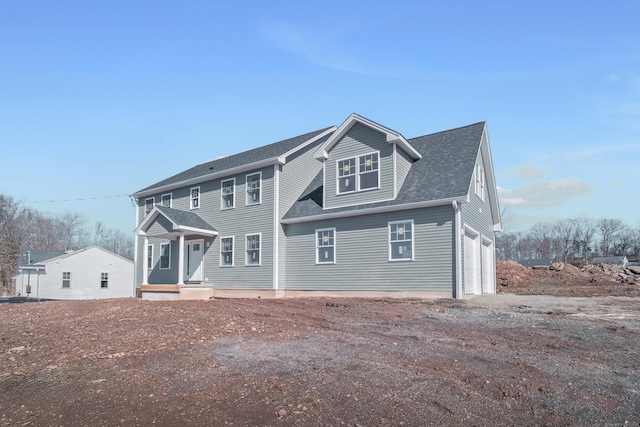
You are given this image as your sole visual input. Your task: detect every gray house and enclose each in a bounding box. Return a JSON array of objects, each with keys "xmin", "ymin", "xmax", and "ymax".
[{"xmin": 131, "ymin": 114, "xmax": 501, "ymax": 300}]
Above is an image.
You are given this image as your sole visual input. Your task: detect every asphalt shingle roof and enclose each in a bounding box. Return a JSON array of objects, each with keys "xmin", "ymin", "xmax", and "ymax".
[
  {"xmin": 283, "ymin": 122, "xmax": 486, "ymax": 220},
  {"xmin": 135, "ymin": 127, "xmax": 334, "ymax": 194},
  {"xmin": 155, "ymin": 206, "xmax": 218, "ymax": 233},
  {"xmin": 17, "ymin": 250, "xmax": 66, "ymax": 267}
]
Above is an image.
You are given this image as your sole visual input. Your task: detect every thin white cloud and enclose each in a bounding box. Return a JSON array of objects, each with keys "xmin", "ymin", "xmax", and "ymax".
[
  {"xmin": 257, "ymin": 20, "xmax": 415, "ymax": 78},
  {"xmin": 498, "ymin": 179, "xmax": 594, "ymax": 207},
  {"xmin": 505, "ymin": 164, "xmax": 546, "ymax": 180}
]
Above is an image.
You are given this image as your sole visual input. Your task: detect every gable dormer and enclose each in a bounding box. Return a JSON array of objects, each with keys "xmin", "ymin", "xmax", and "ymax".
[{"xmin": 315, "ymin": 114, "xmax": 421, "ymax": 210}]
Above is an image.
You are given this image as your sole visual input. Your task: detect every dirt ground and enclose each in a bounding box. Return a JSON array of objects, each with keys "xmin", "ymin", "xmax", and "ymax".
[{"xmin": 1, "ymin": 266, "xmax": 639, "ymax": 426}]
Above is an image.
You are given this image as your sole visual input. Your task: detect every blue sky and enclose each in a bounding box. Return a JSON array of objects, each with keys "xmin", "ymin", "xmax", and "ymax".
[{"xmin": 1, "ymin": 0, "xmax": 638, "ymax": 234}]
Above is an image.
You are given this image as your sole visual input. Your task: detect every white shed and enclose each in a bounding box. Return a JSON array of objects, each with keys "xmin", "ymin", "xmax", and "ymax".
[{"xmin": 14, "ymin": 246, "xmax": 134, "ymax": 300}]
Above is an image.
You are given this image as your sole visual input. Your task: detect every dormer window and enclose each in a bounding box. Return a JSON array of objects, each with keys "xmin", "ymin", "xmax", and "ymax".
[{"xmin": 336, "ymin": 152, "xmax": 379, "ymax": 194}]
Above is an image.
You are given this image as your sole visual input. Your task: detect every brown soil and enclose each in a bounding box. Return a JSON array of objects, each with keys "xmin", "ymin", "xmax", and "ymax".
[{"xmin": 1, "ymin": 267, "xmax": 639, "ymax": 426}]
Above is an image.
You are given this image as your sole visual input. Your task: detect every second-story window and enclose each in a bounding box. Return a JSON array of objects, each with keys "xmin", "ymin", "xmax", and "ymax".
[
  {"xmin": 337, "ymin": 151, "xmax": 380, "ymax": 194},
  {"xmin": 222, "ymin": 178, "xmax": 235, "ymax": 209},
  {"xmin": 337, "ymin": 158, "xmax": 356, "ymax": 193},
  {"xmin": 145, "ymin": 198, "xmax": 155, "ymax": 215},
  {"xmin": 190, "ymin": 187, "xmax": 200, "ymax": 209},
  {"xmin": 161, "ymin": 193, "xmax": 172, "ymax": 208},
  {"xmin": 246, "ymin": 172, "xmax": 261, "ymax": 205}
]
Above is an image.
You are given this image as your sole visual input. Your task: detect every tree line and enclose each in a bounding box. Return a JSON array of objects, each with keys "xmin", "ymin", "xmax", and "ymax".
[
  {"xmin": 496, "ymin": 216, "xmax": 640, "ymax": 264},
  {"xmin": 0, "ymin": 194, "xmax": 133, "ymax": 286}
]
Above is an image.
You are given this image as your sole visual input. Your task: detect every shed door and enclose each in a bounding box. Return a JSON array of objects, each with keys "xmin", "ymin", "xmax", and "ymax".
[{"xmin": 464, "ymin": 229, "xmax": 481, "ymax": 295}]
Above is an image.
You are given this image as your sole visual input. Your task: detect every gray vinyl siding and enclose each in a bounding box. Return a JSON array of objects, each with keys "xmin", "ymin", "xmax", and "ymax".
[
  {"xmin": 277, "ymin": 139, "xmax": 328, "ymax": 289},
  {"xmin": 396, "ymin": 147, "xmax": 414, "ymax": 194},
  {"xmin": 202, "ymin": 166, "xmax": 274, "ymax": 290},
  {"xmin": 284, "ymin": 206, "xmax": 454, "ymax": 291},
  {"xmin": 325, "ymin": 123, "xmax": 395, "ymax": 209},
  {"xmin": 147, "ymin": 215, "xmax": 174, "ymax": 236},
  {"xmin": 460, "ymin": 148, "xmax": 495, "ymax": 291},
  {"xmin": 135, "ymin": 166, "xmax": 276, "ymax": 290}
]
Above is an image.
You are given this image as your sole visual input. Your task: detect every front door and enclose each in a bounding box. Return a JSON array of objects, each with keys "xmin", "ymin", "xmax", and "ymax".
[{"xmin": 185, "ymin": 239, "xmax": 204, "ymax": 282}]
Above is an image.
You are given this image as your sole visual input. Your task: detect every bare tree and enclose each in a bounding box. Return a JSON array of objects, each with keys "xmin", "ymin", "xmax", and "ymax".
[
  {"xmin": 571, "ymin": 218, "xmax": 596, "ymax": 265},
  {"xmin": 598, "ymin": 218, "xmax": 624, "ymax": 257}
]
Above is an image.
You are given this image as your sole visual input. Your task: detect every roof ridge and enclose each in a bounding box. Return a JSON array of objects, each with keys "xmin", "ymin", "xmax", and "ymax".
[{"xmin": 408, "ymin": 121, "xmax": 485, "ymax": 140}]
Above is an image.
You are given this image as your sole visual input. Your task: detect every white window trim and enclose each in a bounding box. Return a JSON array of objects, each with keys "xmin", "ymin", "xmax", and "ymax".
[
  {"xmin": 336, "ymin": 150, "xmax": 381, "ymax": 195},
  {"xmin": 62, "ymin": 271, "xmax": 71, "ymax": 288},
  {"xmin": 245, "ymin": 171, "xmax": 262, "ymax": 206},
  {"xmin": 161, "ymin": 193, "xmax": 172, "ymax": 208},
  {"xmin": 145, "ymin": 197, "xmax": 155, "ymax": 215},
  {"xmin": 388, "ymin": 219, "xmax": 415, "ymax": 262},
  {"xmin": 315, "ymin": 227, "xmax": 336, "ymax": 264},
  {"xmin": 221, "ymin": 178, "xmax": 236, "ymax": 210},
  {"xmin": 160, "ymin": 242, "xmax": 171, "ymax": 270},
  {"xmin": 220, "ymin": 236, "xmax": 235, "ymax": 267},
  {"xmin": 245, "ymin": 233, "xmax": 261, "ymax": 266},
  {"xmin": 190, "ymin": 186, "xmax": 200, "ymax": 210},
  {"xmin": 147, "ymin": 244, "xmax": 154, "ymax": 272},
  {"xmin": 336, "ymin": 157, "xmax": 356, "ymax": 195}
]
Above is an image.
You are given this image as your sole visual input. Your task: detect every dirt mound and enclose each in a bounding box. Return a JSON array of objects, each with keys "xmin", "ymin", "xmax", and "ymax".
[{"xmin": 496, "ymin": 261, "xmax": 640, "ymax": 297}]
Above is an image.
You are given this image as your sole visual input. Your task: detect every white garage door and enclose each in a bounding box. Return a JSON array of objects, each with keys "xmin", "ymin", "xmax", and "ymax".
[
  {"xmin": 482, "ymin": 238, "xmax": 495, "ymax": 294},
  {"xmin": 464, "ymin": 228, "xmax": 481, "ymax": 295}
]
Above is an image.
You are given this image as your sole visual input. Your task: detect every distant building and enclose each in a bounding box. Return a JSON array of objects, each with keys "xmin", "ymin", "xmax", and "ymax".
[
  {"xmin": 14, "ymin": 246, "xmax": 134, "ymax": 299},
  {"xmin": 591, "ymin": 256, "xmax": 629, "ymax": 268}
]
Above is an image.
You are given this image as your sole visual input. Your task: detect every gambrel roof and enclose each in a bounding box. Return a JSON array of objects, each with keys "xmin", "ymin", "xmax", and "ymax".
[
  {"xmin": 282, "ymin": 122, "xmax": 494, "ymax": 222},
  {"xmin": 132, "ymin": 127, "xmax": 335, "ymax": 198}
]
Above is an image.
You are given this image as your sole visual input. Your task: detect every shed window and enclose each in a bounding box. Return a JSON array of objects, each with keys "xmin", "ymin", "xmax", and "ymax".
[
  {"xmin": 62, "ymin": 272, "xmax": 71, "ymax": 288},
  {"xmin": 100, "ymin": 273, "xmax": 108, "ymax": 288}
]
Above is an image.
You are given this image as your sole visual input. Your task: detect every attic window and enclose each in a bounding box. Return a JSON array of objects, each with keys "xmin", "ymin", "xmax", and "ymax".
[{"xmin": 474, "ymin": 163, "xmax": 485, "ymax": 202}]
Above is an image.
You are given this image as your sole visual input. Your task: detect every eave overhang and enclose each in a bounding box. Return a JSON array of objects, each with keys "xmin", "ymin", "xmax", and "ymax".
[{"xmin": 281, "ymin": 196, "xmax": 467, "ymax": 225}]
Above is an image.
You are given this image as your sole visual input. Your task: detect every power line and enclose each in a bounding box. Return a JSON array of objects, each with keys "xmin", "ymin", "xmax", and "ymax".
[{"xmin": 24, "ymin": 194, "xmax": 131, "ymax": 204}]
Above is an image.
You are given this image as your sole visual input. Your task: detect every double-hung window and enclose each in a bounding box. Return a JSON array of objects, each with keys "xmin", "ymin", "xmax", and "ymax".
[
  {"xmin": 337, "ymin": 152, "xmax": 379, "ymax": 194},
  {"xmin": 246, "ymin": 234, "xmax": 261, "ymax": 266},
  {"xmin": 316, "ymin": 228, "xmax": 336, "ymax": 264},
  {"xmin": 220, "ymin": 237, "xmax": 234, "ymax": 267},
  {"xmin": 160, "ymin": 243, "xmax": 171, "ymax": 269},
  {"xmin": 161, "ymin": 193, "xmax": 172, "ymax": 208},
  {"xmin": 145, "ymin": 198, "xmax": 155, "ymax": 215},
  {"xmin": 246, "ymin": 172, "xmax": 261, "ymax": 205},
  {"xmin": 337, "ymin": 158, "xmax": 356, "ymax": 193},
  {"xmin": 190, "ymin": 187, "xmax": 200, "ymax": 209},
  {"xmin": 100, "ymin": 273, "xmax": 108, "ymax": 288},
  {"xmin": 359, "ymin": 153, "xmax": 379, "ymax": 190},
  {"xmin": 221, "ymin": 179, "xmax": 235, "ymax": 209},
  {"xmin": 389, "ymin": 220, "xmax": 414, "ymax": 261},
  {"xmin": 62, "ymin": 272, "xmax": 71, "ymax": 288},
  {"xmin": 147, "ymin": 245, "xmax": 154, "ymax": 271}
]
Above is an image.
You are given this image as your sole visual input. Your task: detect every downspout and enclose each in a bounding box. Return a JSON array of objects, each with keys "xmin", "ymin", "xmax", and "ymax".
[
  {"xmin": 273, "ymin": 164, "xmax": 280, "ymax": 291},
  {"xmin": 453, "ymin": 201, "xmax": 462, "ymax": 299}
]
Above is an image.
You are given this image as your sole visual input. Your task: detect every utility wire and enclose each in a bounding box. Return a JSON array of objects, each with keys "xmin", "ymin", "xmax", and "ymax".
[{"xmin": 24, "ymin": 194, "xmax": 131, "ymax": 204}]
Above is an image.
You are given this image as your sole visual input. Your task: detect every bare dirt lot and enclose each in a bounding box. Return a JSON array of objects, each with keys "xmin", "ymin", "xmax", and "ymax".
[{"xmin": 1, "ymin": 267, "xmax": 639, "ymax": 426}]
